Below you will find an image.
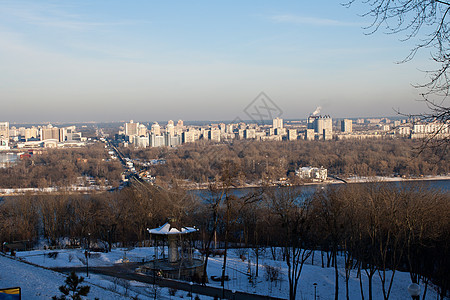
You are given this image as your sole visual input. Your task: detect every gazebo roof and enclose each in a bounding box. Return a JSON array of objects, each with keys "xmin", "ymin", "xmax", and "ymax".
[{"xmin": 147, "ymin": 222, "xmax": 197, "ymax": 235}]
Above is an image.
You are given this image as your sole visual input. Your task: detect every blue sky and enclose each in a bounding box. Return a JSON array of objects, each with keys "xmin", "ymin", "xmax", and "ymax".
[{"xmin": 0, "ymin": 0, "xmax": 436, "ymax": 122}]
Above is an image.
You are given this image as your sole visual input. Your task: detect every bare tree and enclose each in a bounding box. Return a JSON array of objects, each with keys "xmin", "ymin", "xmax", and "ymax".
[
  {"xmin": 346, "ymin": 0, "xmax": 450, "ymax": 150},
  {"xmin": 266, "ymin": 187, "xmax": 313, "ymax": 300},
  {"xmin": 311, "ymin": 186, "xmax": 349, "ymax": 300}
]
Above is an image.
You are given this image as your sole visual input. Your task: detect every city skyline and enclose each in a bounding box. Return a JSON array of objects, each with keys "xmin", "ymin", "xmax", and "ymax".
[{"xmin": 0, "ymin": 0, "xmax": 437, "ymax": 123}]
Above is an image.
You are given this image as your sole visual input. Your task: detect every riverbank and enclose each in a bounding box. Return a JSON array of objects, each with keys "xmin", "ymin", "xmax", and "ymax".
[
  {"xmin": 1, "ymin": 175, "xmax": 448, "ymax": 196},
  {"xmin": 0, "ymin": 185, "xmax": 114, "ymax": 196},
  {"xmin": 182, "ymin": 174, "xmax": 450, "ymax": 191},
  {"xmin": 345, "ymin": 174, "xmax": 450, "ymax": 183}
]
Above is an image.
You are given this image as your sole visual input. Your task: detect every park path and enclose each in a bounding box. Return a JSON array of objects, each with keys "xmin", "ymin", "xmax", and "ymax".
[{"xmin": 53, "ymin": 265, "xmax": 287, "ymax": 300}]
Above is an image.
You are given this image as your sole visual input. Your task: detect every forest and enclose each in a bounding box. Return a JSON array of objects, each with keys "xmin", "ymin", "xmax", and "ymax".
[
  {"xmin": 0, "ymin": 144, "xmax": 123, "ymax": 188},
  {"xmin": 1, "ymin": 139, "xmax": 447, "ymax": 189},
  {"xmin": 122, "ymin": 139, "xmax": 449, "ymax": 184},
  {"xmin": 0, "ymin": 176, "xmax": 448, "ymax": 300}
]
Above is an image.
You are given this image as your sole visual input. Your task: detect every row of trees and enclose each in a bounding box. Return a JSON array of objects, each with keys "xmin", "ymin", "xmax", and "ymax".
[
  {"xmin": 0, "ymin": 181, "xmax": 196, "ymax": 249},
  {"xmin": 0, "ymin": 144, "xmax": 123, "ymax": 188},
  {"xmin": 209, "ymin": 181, "xmax": 449, "ymax": 300},
  {"xmin": 0, "ymin": 177, "xmax": 448, "ymax": 299},
  {"xmin": 123, "ymin": 139, "xmax": 449, "ymax": 184}
]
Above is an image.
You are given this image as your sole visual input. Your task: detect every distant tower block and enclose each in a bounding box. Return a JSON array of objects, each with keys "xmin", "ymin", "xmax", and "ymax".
[
  {"xmin": 125, "ymin": 120, "xmax": 139, "ymax": 136},
  {"xmin": 0, "ymin": 122, "xmax": 9, "ymax": 139},
  {"xmin": 151, "ymin": 122, "xmax": 161, "ymax": 136},
  {"xmin": 273, "ymin": 117, "xmax": 283, "ymax": 129},
  {"xmin": 288, "ymin": 129, "xmax": 297, "ymax": 141},
  {"xmin": 305, "ymin": 129, "xmax": 315, "ymax": 141},
  {"xmin": 341, "ymin": 119, "xmax": 352, "ymax": 133}
]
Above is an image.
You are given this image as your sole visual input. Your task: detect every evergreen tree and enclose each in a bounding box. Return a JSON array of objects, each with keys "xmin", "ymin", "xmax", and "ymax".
[{"xmin": 52, "ymin": 271, "xmax": 90, "ymax": 300}]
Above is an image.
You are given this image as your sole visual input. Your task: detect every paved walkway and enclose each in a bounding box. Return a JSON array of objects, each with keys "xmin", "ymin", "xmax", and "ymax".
[{"xmin": 53, "ymin": 265, "xmax": 286, "ymax": 300}]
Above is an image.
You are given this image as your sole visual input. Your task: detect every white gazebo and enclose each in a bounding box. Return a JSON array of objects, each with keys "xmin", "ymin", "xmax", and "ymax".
[
  {"xmin": 138, "ymin": 220, "xmax": 203, "ymax": 281},
  {"xmin": 148, "ymin": 222, "xmax": 198, "ymax": 263}
]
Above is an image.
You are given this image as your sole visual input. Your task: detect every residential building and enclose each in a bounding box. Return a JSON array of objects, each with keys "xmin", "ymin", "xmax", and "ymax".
[
  {"xmin": 125, "ymin": 120, "xmax": 139, "ymax": 136},
  {"xmin": 134, "ymin": 135, "xmax": 149, "ymax": 148},
  {"xmin": 244, "ymin": 129, "xmax": 256, "ymax": 139},
  {"xmin": 138, "ymin": 124, "xmax": 148, "ymax": 136},
  {"xmin": 341, "ymin": 119, "xmax": 352, "ymax": 133},
  {"xmin": 209, "ymin": 128, "xmax": 221, "ymax": 142},
  {"xmin": 150, "ymin": 134, "xmax": 165, "ymax": 147},
  {"xmin": 0, "ymin": 122, "xmax": 9, "ymax": 139},
  {"xmin": 166, "ymin": 121, "xmax": 175, "ymax": 136},
  {"xmin": 296, "ymin": 166, "xmax": 327, "ymax": 181},
  {"xmin": 151, "ymin": 122, "xmax": 161, "ymax": 135},
  {"xmin": 182, "ymin": 131, "xmax": 195, "ymax": 143},
  {"xmin": 273, "ymin": 117, "xmax": 283, "ymax": 129},
  {"xmin": 287, "ymin": 129, "xmax": 297, "ymax": 141},
  {"xmin": 305, "ymin": 129, "xmax": 315, "ymax": 141}
]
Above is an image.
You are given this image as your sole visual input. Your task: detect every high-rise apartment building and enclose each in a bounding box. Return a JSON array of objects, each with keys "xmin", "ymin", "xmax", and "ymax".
[
  {"xmin": 219, "ymin": 123, "xmax": 226, "ymax": 133},
  {"xmin": 138, "ymin": 124, "xmax": 148, "ymax": 136},
  {"xmin": 151, "ymin": 122, "xmax": 161, "ymax": 136},
  {"xmin": 397, "ymin": 126, "xmax": 411, "ymax": 136},
  {"xmin": 25, "ymin": 127, "xmax": 39, "ymax": 140},
  {"xmin": 305, "ymin": 129, "xmax": 315, "ymax": 141},
  {"xmin": 9, "ymin": 127, "xmax": 17, "ymax": 137},
  {"xmin": 166, "ymin": 122, "xmax": 175, "ymax": 136},
  {"xmin": 125, "ymin": 120, "xmax": 139, "ymax": 136},
  {"xmin": 165, "ymin": 133, "xmax": 181, "ymax": 147},
  {"xmin": 274, "ymin": 128, "xmax": 286, "ymax": 136},
  {"xmin": 288, "ymin": 129, "xmax": 297, "ymax": 141},
  {"xmin": 209, "ymin": 129, "xmax": 221, "ymax": 142},
  {"xmin": 150, "ymin": 133, "xmax": 165, "ymax": 147},
  {"xmin": 315, "ymin": 118, "xmax": 324, "ymax": 134},
  {"xmin": 226, "ymin": 124, "xmax": 233, "ymax": 134},
  {"xmin": 341, "ymin": 119, "xmax": 352, "ymax": 133},
  {"xmin": 133, "ymin": 135, "xmax": 149, "ymax": 148},
  {"xmin": 0, "ymin": 122, "xmax": 9, "ymax": 139},
  {"xmin": 273, "ymin": 117, "xmax": 283, "ymax": 129},
  {"xmin": 41, "ymin": 127, "xmax": 65, "ymax": 142},
  {"xmin": 244, "ymin": 129, "xmax": 256, "ymax": 139},
  {"xmin": 313, "ymin": 116, "xmax": 332, "ymax": 135},
  {"xmin": 182, "ymin": 131, "xmax": 195, "ymax": 143},
  {"xmin": 323, "ymin": 129, "xmax": 332, "ymax": 140},
  {"xmin": 18, "ymin": 127, "xmax": 26, "ymax": 136},
  {"xmin": 175, "ymin": 120, "xmax": 184, "ymax": 135}
]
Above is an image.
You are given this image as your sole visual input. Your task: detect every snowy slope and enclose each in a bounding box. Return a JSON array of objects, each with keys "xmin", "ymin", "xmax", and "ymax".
[
  {"xmin": 3, "ymin": 247, "xmax": 443, "ymax": 300},
  {"xmin": 0, "ymin": 254, "xmax": 124, "ymax": 300}
]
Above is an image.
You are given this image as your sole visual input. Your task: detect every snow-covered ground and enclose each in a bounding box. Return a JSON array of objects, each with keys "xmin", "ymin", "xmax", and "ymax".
[
  {"xmin": 0, "ymin": 253, "xmax": 123, "ymax": 300},
  {"xmin": 0, "ymin": 247, "xmax": 442, "ymax": 299}
]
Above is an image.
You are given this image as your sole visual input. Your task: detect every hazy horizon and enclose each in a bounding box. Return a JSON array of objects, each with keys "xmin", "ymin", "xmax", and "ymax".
[{"xmin": 0, "ymin": 1, "xmax": 437, "ymax": 123}]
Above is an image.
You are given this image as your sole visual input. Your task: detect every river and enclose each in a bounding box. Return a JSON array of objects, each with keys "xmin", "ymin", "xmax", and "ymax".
[{"xmin": 192, "ymin": 179, "xmax": 450, "ymax": 200}]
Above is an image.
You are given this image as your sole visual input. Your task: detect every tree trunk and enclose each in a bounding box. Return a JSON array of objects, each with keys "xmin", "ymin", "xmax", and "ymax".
[{"xmin": 334, "ymin": 251, "xmax": 339, "ymax": 300}]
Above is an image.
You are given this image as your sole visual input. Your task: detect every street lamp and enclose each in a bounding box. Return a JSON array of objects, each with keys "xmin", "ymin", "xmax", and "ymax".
[
  {"xmin": 232, "ymin": 289, "xmax": 236, "ymax": 300},
  {"xmin": 85, "ymin": 249, "xmax": 89, "ymax": 277},
  {"xmin": 313, "ymin": 282, "xmax": 318, "ymax": 300},
  {"xmin": 408, "ymin": 283, "xmax": 420, "ymax": 300},
  {"xmin": 189, "ymin": 281, "xmax": 193, "ymax": 300},
  {"xmin": 86, "ymin": 233, "xmax": 91, "ymax": 277}
]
